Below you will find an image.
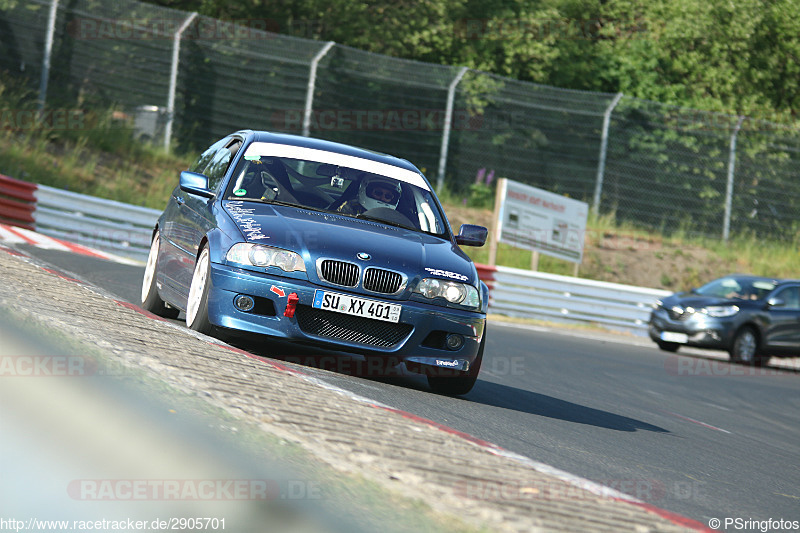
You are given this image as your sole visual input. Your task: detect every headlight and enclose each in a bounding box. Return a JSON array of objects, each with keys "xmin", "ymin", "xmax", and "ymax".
[
  {"xmin": 226, "ymin": 243, "xmax": 305, "ymax": 272},
  {"xmin": 701, "ymin": 305, "xmax": 739, "ymax": 317},
  {"xmin": 415, "ymin": 278, "xmax": 480, "ymax": 309}
]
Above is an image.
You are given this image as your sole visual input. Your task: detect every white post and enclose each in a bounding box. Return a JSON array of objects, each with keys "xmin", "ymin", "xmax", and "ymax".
[
  {"xmin": 164, "ymin": 12, "xmax": 198, "ymax": 151},
  {"xmin": 723, "ymin": 116, "xmax": 745, "ymax": 241},
  {"xmin": 592, "ymin": 92, "xmax": 624, "ymax": 213},
  {"xmin": 37, "ymin": 0, "xmax": 59, "ymax": 113},
  {"xmin": 436, "ymin": 66, "xmax": 468, "ymax": 191},
  {"xmin": 488, "ymin": 177, "xmax": 506, "ymax": 267},
  {"xmin": 302, "ymin": 41, "xmax": 335, "ymax": 137}
]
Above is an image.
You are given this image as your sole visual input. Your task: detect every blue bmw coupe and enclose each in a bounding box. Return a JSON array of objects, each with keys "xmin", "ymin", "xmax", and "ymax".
[{"xmin": 141, "ymin": 131, "xmax": 489, "ymax": 395}]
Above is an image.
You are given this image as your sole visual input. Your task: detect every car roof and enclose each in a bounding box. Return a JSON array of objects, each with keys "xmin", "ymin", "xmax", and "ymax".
[{"xmin": 237, "ymin": 130, "xmax": 423, "ymax": 176}]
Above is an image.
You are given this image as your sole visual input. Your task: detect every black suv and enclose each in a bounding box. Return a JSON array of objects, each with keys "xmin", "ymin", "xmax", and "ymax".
[{"xmin": 649, "ymin": 275, "xmax": 800, "ymax": 365}]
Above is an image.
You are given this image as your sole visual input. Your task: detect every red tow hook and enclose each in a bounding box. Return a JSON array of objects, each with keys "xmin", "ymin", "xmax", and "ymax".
[{"xmin": 283, "ymin": 293, "xmax": 299, "ymax": 318}]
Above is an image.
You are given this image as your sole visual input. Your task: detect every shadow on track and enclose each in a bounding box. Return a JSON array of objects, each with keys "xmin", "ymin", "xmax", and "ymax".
[
  {"xmin": 465, "ymin": 380, "xmax": 670, "ymax": 433},
  {"xmin": 226, "ymin": 333, "xmax": 669, "ymax": 433},
  {"xmin": 225, "ymin": 333, "xmax": 430, "ymax": 388}
]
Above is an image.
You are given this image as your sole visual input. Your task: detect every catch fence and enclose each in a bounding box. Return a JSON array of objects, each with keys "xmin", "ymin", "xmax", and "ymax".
[{"xmin": 1, "ymin": 0, "xmax": 798, "ymax": 242}]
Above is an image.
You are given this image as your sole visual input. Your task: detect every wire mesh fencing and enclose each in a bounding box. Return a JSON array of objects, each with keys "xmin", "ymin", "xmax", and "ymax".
[{"xmin": 2, "ymin": 0, "xmax": 798, "ymax": 242}]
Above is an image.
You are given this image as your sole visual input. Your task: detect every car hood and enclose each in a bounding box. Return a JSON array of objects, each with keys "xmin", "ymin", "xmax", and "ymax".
[
  {"xmin": 660, "ymin": 293, "xmax": 740, "ymax": 309},
  {"xmin": 223, "ymin": 201, "xmax": 477, "ymax": 286}
]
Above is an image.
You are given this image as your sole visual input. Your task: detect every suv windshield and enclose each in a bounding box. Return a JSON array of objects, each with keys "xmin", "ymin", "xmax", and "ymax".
[
  {"xmin": 225, "ymin": 152, "xmax": 448, "ymax": 236},
  {"xmin": 695, "ymin": 277, "xmax": 777, "ymax": 300}
]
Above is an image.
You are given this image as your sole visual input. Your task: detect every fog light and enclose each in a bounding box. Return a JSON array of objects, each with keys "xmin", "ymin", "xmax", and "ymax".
[
  {"xmin": 234, "ymin": 295, "xmax": 255, "ymax": 312},
  {"xmin": 445, "ymin": 334, "xmax": 464, "ymax": 351}
]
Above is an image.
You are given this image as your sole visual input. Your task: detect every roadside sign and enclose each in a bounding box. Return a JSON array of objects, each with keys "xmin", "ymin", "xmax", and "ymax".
[{"xmin": 492, "ymin": 178, "xmax": 588, "ymax": 264}]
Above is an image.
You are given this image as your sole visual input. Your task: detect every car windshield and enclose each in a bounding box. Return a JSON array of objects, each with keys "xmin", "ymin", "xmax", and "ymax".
[
  {"xmin": 694, "ymin": 277, "xmax": 776, "ymax": 300},
  {"xmin": 224, "ymin": 152, "xmax": 448, "ymax": 236}
]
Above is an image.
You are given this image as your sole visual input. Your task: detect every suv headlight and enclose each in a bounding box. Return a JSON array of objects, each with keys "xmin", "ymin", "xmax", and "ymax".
[
  {"xmin": 415, "ymin": 278, "xmax": 480, "ymax": 309},
  {"xmin": 226, "ymin": 243, "xmax": 306, "ymax": 272},
  {"xmin": 701, "ymin": 305, "xmax": 739, "ymax": 317}
]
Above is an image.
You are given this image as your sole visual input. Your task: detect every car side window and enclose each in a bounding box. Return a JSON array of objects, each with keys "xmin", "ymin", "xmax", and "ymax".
[
  {"xmin": 205, "ymin": 139, "xmax": 242, "ymax": 191},
  {"xmin": 189, "ymin": 138, "xmax": 228, "ymax": 175},
  {"xmin": 773, "ymin": 287, "xmax": 800, "ymax": 309}
]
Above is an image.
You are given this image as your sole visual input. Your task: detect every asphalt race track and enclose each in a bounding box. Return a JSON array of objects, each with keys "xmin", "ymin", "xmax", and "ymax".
[{"xmin": 16, "ymin": 245, "xmax": 800, "ymax": 527}]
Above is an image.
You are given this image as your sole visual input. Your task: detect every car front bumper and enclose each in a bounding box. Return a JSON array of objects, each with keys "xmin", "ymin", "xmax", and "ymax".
[
  {"xmin": 206, "ymin": 262, "xmax": 486, "ymax": 370},
  {"xmin": 648, "ymin": 308, "xmax": 737, "ymax": 350}
]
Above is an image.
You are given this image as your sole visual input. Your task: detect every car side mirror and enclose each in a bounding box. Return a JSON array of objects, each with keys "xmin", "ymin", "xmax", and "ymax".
[
  {"xmin": 180, "ymin": 171, "xmax": 214, "ymax": 198},
  {"xmin": 455, "ymin": 224, "xmax": 488, "ymax": 247},
  {"xmin": 766, "ymin": 297, "xmax": 784, "ymax": 308}
]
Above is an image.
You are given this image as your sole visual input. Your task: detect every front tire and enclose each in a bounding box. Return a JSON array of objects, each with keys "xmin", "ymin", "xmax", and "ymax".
[
  {"xmin": 141, "ymin": 232, "xmax": 179, "ymax": 319},
  {"xmin": 729, "ymin": 326, "xmax": 767, "ymax": 366},
  {"xmin": 656, "ymin": 340, "xmax": 680, "ymax": 352},
  {"xmin": 186, "ymin": 245, "xmax": 214, "ymax": 335},
  {"xmin": 427, "ymin": 330, "xmax": 485, "ymax": 396}
]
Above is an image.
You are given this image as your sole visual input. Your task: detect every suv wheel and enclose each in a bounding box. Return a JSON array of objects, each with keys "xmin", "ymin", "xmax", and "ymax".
[
  {"xmin": 729, "ymin": 327, "xmax": 768, "ymax": 366},
  {"xmin": 656, "ymin": 341, "xmax": 680, "ymax": 352}
]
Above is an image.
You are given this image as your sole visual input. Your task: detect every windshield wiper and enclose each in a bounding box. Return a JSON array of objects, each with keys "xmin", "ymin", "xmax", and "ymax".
[
  {"xmin": 226, "ymin": 196, "xmax": 300, "ymax": 206},
  {"xmin": 356, "ymin": 212, "xmax": 415, "ymax": 230},
  {"xmin": 226, "ymin": 196, "xmax": 332, "ymax": 213}
]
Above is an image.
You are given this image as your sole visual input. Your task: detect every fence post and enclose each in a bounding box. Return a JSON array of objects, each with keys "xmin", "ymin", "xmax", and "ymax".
[
  {"xmin": 164, "ymin": 12, "xmax": 198, "ymax": 152},
  {"xmin": 37, "ymin": 0, "xmax": 60, "ymax": 113},
  {"xmin": 436, "ymin": 67, "xmax": 469, "ymax": 191},
  {"xmin": 592, "ymin": 92, "xmax": 623, "ymax": 213},
  {"xmin": 723, "ymin": 116, "xmax": 745, "ymax": 241},
  {"xmin": 302, "ymin": 41, "xmax": 335, "ymax": 137}
]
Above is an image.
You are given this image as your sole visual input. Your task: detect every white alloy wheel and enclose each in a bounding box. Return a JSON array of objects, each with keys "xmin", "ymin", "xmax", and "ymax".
[
  {"xmin": 732, "ymin": 328, "xmax": 757, "ymax": 364},
  {"xmin": 140, "ymin": 232, "xmax": 179, "ymax": 318},
  {"xmin": 141, "ymin": 234, "xmax": 160, "ymax": 303},
  {"xmin": 186, "ymin": 246, "xmax": 210, "ymax": 330}
]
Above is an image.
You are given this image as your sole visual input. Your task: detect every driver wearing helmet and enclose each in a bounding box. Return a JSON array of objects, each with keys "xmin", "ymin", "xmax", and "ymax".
[{"xmin": 338, "ymin": 174, "xmax": 402, "ymax": 215}]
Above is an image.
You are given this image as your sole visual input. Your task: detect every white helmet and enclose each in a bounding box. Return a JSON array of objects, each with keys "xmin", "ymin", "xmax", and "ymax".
[{"xmin": 358, "ymin": 176, "xmax": 402, "ymax": 211}]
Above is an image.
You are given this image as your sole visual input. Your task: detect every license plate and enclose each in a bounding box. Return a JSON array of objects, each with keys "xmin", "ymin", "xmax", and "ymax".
[
  {"xmin": 312, "ymin": 290, "xmax": 401, "ymax": 323},
  {"xmin": 661, "ymin": 331, "xmax": 688, "ymax": 344}
]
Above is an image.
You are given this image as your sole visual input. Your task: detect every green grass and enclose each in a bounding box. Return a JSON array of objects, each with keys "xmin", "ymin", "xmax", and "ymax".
[
  {"xmin": 0, "ymin": 77, "xmax": 191, "ymax": 210},
  {"xmin": 0, "ymin": 121, "xmax": 191, "ymax": 210},
  {"xmin": 706, "ymin": 234, "xmax": 800, "ymax": 278}
]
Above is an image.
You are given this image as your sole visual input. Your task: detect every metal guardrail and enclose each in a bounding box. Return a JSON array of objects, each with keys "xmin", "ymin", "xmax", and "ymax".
[
  {"xmin": 477, "ymin": 264, "xmax": 672, "ymax": 336},
  {"xmin": 11, "ymin": 181, "xmax": 669, "ymax": 332},
  {"xmin": 34, "ymin": 185, "xmax": 160, "ymax": 262}
]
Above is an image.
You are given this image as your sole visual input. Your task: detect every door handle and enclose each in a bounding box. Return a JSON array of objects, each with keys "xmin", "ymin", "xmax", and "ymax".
[{"xmin": 173, "ymin": 195, "xmax": 185, "ymax": 206}]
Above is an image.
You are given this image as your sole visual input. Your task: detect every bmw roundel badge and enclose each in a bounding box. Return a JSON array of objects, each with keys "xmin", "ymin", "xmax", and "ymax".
[{"xmin": 357, "ymin": 252, "xmax": 371, "ymax": 261}]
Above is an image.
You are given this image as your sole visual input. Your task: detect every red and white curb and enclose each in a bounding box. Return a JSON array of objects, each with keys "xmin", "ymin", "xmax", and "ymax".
[{"xmin": 0, "ymin": 223, "xmax": 141, "ymax": 266}]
